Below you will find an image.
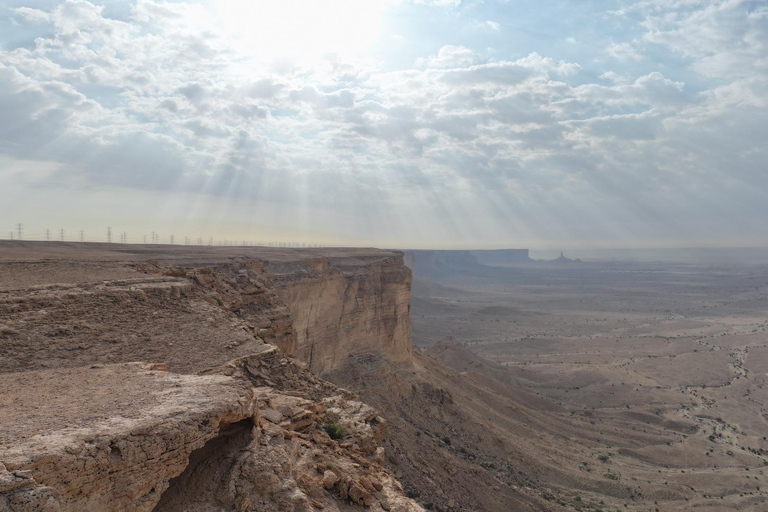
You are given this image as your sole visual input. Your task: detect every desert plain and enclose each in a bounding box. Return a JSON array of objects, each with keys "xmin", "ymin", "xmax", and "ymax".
[{"xmin": 411, "ymin": 256, "xmax": 768, "ymax": 510}]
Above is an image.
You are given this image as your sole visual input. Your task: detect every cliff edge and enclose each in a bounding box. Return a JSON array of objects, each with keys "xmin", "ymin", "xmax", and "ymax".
[{"xmin": 0, "ymin": 242, "xmax": 421, "ymax": 512}]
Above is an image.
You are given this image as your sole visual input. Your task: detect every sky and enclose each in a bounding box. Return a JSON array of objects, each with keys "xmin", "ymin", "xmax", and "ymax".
[{"xmin": 0, "ymin": 0, "xmax": 766, "ymax": 249}]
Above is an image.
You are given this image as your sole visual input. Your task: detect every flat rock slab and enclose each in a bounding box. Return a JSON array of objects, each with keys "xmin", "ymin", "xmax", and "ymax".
[{"xmin": 0, "ymin": 363, "xmax": 256, "ymax": 512}]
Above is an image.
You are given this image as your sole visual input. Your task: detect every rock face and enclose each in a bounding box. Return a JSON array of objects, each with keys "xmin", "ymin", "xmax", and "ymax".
[
  {"xmin": 0, "ymin": 243, "xmax": 423, "ymax": 512},
  {"xmin": 156, "ymin": 351, "xmax": 422, "ymax": 512},
  {"xmin": 0, "ymin": 249, "xmax": 412, "ymax": 377},
  {"xmin": 0, "ymin": 363, "xmax": 258, "ymax": 512},
  {"xmin": 267, "ymin": 254, "xmax": 413, "ymax": 375},
  {"xmin": 0, "ymin": 356, "xmax": 421, "ymax": 512},
  {"xmin": 0, "ymin": 356, "xmax": 424, "ymax": 512}
]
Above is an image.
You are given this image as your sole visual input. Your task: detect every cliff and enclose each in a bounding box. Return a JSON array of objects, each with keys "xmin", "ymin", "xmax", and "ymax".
[
  {"xmin": 0, "ymin": 354, "xmax": 422, "ymax": 512},
  {"xmin": 0, "ymin": 242, "xmax": 422, "ymax": 512},
  {"xmin": 0, "ymin": 245, "xmax": 412, "ymax": 377},
  {"xmin": 267, "ymin": 254, "xmax": 412, "ymax": 374}
]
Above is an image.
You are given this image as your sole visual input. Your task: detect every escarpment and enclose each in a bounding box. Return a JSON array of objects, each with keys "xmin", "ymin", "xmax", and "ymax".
[
  {"xmin": 0, "ymin": 247, "xmax": 412, "ymax": 376},
  {"xmin": 0, "ymin": 243, "xmax": 422, "ymax": 512},
  {"xmin": 265, "ymin": 254, "xmax": 413, "ymax": 374}
]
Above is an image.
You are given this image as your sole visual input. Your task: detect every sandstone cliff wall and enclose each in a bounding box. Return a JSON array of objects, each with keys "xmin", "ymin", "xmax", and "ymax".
[{"xmin": 266, "ymin": 254, "xmax": 413, "ymax": 375}]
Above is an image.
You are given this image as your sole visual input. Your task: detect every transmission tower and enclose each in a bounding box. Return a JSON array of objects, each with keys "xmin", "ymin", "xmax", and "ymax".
[{"xmin": 107, "ymin": 227, "xmax": 112, "ymax": 243}]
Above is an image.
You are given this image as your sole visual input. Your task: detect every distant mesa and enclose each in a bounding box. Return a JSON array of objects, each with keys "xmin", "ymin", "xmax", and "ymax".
[
  {"xmin": 469, "ymin": 249, "xmax": 533, "ymax": 265},
  {"xmin": 540, "ymin": 251, "xmax": 583, "ymax": 264},
  {"xmin": 403, "ymin": 248, "xmax": 581, "ymax": 279},
  {"xmin": 403, "ymin": 249, "xmax": 532, "ymax": 277}
]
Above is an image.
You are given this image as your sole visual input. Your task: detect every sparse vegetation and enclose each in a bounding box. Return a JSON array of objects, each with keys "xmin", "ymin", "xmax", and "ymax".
[{"xmin": 323, "ymin": 422, "xmax": 344, "ymax": 440}]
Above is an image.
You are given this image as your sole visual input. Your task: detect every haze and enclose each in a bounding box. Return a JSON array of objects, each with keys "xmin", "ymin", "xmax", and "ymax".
[{"xmin": 1, "ymin": 0, "xmax": 767, "ymax": 249}]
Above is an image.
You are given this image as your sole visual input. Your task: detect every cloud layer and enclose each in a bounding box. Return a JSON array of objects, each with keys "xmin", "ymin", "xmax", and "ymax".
[{"xmin": 1, "ymin": 0, "xmax": 766, "ymax": 247}]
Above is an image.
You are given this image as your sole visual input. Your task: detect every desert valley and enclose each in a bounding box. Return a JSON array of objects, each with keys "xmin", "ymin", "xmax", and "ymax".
[
  {"xmin": 2, "ymin": 0, "xmax": 766, "ymax": 510},
  {"xmin": 2, "ymin": 242, "xmax": 767, "ymax": 511},
  {"xmin": 409, "ymin": 249, "xmax": 768, "ymax": 511}
]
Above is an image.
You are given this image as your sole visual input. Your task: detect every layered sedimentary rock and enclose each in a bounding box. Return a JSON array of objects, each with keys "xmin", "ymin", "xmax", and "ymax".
[
  {"xmin": 0, "ymin": 363, "xmax": 257, "ymax": 512},
  {"xmin": 0, "ymin": 248, "xmax": 412, "ymax": 378},
  {"xmin": 0, "ymin": 243, "xmax": 422, "ymax": 512},
  {"xmin": 0, "ymin": 354, "xmax": 423, "ymax": 512},
  {"xmin": 266, "ymin": 254, "xmax": 413, "ymax": 375}
]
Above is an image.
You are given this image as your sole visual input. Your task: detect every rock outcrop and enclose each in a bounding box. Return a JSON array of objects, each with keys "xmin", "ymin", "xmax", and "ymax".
[
  {"xmin": 0, "ymin": 354, "xmax": 424, "ymax": 512},
  {"xmin": 0, "ymin": 243, "xmax": 422, "ymax": 512},
  {"xmin": 0, "ymin": 363, "xmax": 257, "ymax": 512},
  {"xmin": 267, "ymin": 255, "xmax": 413, "ymax": 374}
]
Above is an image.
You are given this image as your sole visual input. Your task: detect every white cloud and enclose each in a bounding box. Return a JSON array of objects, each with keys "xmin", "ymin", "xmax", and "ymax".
[
  {"xmin": 600, "ymin": 71, "xmax": 630, "ymax": 84},
  {"xmin": 0, "ymin": 0, "xmax": 766, "ymax": 246},
  {"xmin": 639, "ymin": 0, "xmax": 768, "ymax": 78},
  {"xmin": 417, "ymin": 45, "xmax": 479, "ymax": 68},
  {"xmin": 515, "ymin": 52, "xmax": 582, "ymax": 76},
  {"xmin": 606, "ymin": 42, "xmax": 644, "ymax": 61},
  {"xmin": 413, "ymin": 0, "xmax": 461, "ymax": 6},
  {"xmin": 13, "ymin": 7, "xmax": 51, "ymax": 23}
]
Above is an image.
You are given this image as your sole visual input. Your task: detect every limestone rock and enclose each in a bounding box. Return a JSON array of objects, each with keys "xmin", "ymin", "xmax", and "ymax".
[
  {"xmin": 268, "ymin": 255, "xmax": 413, "ymax": 375},
  {"xmin": 322, "ymin": 470, "xmax": 339, "ymax": 489},
  {"xmin": 0, "ymin": 364, "xmax": 257, "ymax": 512}
]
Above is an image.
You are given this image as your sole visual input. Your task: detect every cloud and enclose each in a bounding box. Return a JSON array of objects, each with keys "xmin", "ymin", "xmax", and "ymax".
[
  {"xmin": 626, "ymin": 0, "xmax": 767, "ymax": 78},
  {"xmin": 515, "ymin": 52, "xmax": 581, "ymax": 76},
  {"xmin": 418, "ymin": 45, "xmax": 478, "ymax": 68},
  {"xmin": 13, "ymin": 7, "xmax": 52, "ymax": 23},
  {"xmin": 606, "ymin": 42, "xmax": 644, "ymax": 61},
  {"xmin": 413, "ymin": 0, "xmax": 461, "ymax": 6},
  {"xmin": 0, "ymin": 0, "xmax": 766, "ymax": 246}
]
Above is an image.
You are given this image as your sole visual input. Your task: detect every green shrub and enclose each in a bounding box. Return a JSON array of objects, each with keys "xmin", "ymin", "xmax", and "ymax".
[{"xmin": 323, "ymin": 422, "xmax": 344, "ymax": 440}]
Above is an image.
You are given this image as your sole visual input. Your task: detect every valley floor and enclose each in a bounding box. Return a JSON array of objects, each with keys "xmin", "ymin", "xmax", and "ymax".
[{"xmin": 411, "ymin": 261, "xmax": 768, "ymax": 511}]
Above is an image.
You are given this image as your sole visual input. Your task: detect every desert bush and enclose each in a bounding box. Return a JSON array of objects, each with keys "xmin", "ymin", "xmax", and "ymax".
[{"xmin": 323, "ymin": 422, "xmax": 344, "ymax": 440}]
